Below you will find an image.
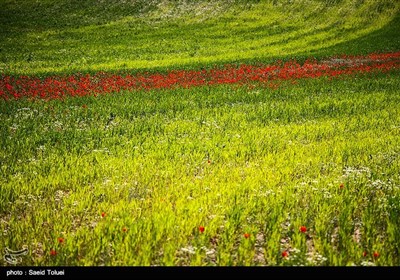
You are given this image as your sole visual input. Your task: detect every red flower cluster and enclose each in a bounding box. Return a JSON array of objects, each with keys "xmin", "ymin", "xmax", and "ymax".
[
  {"xmin": 363, "ymin": 250, "xmax": 380, "ymax": 258},
  {"xmin": 1, "ymin": 51, "xmax": 399, "ymax": 100}
]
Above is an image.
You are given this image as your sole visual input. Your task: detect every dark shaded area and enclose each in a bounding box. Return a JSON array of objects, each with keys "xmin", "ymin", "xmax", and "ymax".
[
  {"xmin": 0, "ymin": 0, "xmax": 157, "ymax": 31},
  {"xmin": 304, "ymin": 11, "xmax": 400, "ymax": 57}
]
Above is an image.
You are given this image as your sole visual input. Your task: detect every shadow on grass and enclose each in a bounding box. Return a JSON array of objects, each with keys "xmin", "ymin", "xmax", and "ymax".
[{"xmin": 304, "ymin": 12, "xmax": 400, "ymax": 57}]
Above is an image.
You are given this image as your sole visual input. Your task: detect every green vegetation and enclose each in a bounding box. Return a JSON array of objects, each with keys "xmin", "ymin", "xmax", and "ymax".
[
  {"xmin": 0, "ymin": 0, "xmax": 399, "ymax": 266},
  {"xmin": 1, "ymin": 72, "xmax": 400, "ymax": 265},
  {"xmin": 1, "ymin": 0, "xmax": 400, "ymax": 75}
]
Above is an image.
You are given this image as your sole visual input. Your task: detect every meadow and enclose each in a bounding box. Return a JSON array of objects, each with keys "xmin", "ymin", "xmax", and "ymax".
[{"xmin": 0, "ymin": 0, "xmax": 400, "ymax": 266}]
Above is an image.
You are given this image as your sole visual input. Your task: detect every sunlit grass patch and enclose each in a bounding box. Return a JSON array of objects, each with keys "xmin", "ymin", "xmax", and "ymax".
[
  {"xmin": 1, "ymin": 0, "xmax": 399, "ymax": 76},
  {"xmin": 1, "ymin": 70, "xmax": 399, "ymax": 265}
]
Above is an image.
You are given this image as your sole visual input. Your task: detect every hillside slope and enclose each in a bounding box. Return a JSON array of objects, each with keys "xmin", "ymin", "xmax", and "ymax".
[{"xmin": 0, "ymin": 0, "xmax": 399, "ymax": 75}]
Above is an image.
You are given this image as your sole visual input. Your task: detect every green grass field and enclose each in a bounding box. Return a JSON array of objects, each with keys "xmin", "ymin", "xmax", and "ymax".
[
  {"xmin": 1, "ymin": 0, "xmax": 400, "ymax": 75},
  {"xmin": 0, "ymin": 0, "xmax": 400, "ymax": 267}
]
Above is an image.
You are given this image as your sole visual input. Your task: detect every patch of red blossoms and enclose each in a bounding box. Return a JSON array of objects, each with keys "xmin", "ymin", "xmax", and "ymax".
[{"xmin": 1, "ymin": 51, "xmax": 399, "ymax": 100}]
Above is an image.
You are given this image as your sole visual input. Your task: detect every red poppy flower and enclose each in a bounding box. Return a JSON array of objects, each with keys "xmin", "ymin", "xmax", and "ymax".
[
  {"xmin": 199, "ymin": 226, "xmax": 205, "ymax": 233},
  {"xmin": 363, "ymin": 251, "xmax": 368, "ymax": 257},
  {"xmin": 2, "ymin": 51, "xmax": 399, "ymax": 101},
  {"xmin": 373, "ymin": 251, "xmax": 380, "ymax": 258},
  {"xmin": 244, "ymin": 233, "xmax": 250, "ymax": 239},
  {"xmin": 50, "ymin": 249, "xmax": 57, "ymax": 256},
  {"xmin": 299, "ymin": 226, "xmax": 307, "ymax": 233},
  {"xmin": 57, "ymin": 237, "xmax": 64, "ymax": 244},
  {"xmin": 282, "ymin": 251, "xmax": 289, "ymax": 258},
  {"xmin": 101, "ymin": 212, "xmax": 106, "ymax": 218}
]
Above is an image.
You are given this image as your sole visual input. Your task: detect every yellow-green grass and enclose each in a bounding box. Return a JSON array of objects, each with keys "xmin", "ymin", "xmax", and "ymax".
[
  {"xmin": 1, "ymin": 71, "xmax": 399, "ymax": 266},
  {"xmin": 1, "ymin": 0, "xmax": 400, "ymax": 76},
  {"xmin": 1, "ymin": 0, "xmax": 400, "ymax": 267}
]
